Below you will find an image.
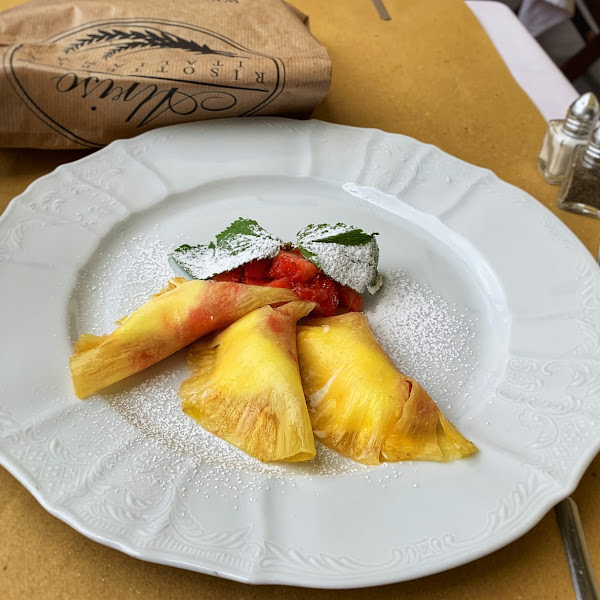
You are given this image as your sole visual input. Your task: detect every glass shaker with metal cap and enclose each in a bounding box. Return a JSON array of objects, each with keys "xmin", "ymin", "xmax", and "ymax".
[
  {"xmin": 537, "ymin": 92, "xmax": 599, "ymax": 184},
  {"xmin": 557, "ymin": 122, "xmax": 600, "ymax": 218}
]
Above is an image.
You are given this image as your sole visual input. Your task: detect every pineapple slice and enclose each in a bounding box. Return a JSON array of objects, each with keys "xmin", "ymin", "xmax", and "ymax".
[
  {"xmin": 70, "ymin": 277, "xmax": 298, "ymax": 399},
  {"xmin": 296, "ymin": 312, "xmax": 477, "ymax": 465},
  {"xmin": 180, "ymin": 301, "xmax": 316, "ymax": 462}
]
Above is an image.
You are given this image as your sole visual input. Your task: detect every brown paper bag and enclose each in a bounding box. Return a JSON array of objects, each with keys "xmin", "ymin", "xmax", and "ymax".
[{"xmin": 0, "ymin": 0, "xmax": 330, "ymax": 148}]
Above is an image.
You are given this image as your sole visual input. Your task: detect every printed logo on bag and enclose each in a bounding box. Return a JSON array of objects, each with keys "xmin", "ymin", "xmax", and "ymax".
[{"xmin": 4, "ymin": 19, "xmax": 286, "ymax": 148}]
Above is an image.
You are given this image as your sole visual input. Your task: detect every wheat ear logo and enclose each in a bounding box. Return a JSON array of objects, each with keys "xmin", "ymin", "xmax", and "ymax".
[{"xmin": 64, "ymin": 28, "xmax": 241, "ymax": 60}]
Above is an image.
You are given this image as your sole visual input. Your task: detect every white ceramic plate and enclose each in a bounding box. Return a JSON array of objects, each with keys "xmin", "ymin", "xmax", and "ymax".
[{"xmin": 1, "ymin": 118, "xmax": 600, "ymax": 589}]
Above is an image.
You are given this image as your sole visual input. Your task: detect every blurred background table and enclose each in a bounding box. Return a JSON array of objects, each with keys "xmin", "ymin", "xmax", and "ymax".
[{"xmin": 1, "ymin": 1, "xmax": 599, "ymax": 599}]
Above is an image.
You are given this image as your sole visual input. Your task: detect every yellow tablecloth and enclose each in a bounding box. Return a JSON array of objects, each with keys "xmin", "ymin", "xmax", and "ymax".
[{"xmin": 1, "ymin": 1, "xmax": 599, "ymax": 598}]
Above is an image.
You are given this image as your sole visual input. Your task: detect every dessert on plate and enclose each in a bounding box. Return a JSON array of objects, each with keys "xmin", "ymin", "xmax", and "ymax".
[
  {"xmin": 296, "ymin": 312, "xmax": 477, "ymax": 465},
  {"xmin": 70, "ymin": 217, "xmax": 477, "ymax": 465},
  {"xmin": 70, "ymin": 276, "xmax": 297, "ymax": 398},
  {"xmin": 180, "ymin": 301, "xmax": 316, "ymax": 462}
]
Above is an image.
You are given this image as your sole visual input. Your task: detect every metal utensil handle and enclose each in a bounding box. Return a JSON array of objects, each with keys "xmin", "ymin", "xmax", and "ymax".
[
  {"xmin": 371, "ymin": 0, "xmax": 391, "ymax": 20},
  {"xmin": 555, "ymin": 498, "xmax": 600, "ymax": 600}
]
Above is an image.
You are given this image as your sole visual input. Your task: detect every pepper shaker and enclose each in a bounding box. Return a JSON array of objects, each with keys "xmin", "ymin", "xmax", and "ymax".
[
  {"xmin": 538, "ymin": 92, "xmax": 599, "ymax": 184},
  {"xmin": 557, "ymin": 122, "xmax": 600, "ymax": 218}
]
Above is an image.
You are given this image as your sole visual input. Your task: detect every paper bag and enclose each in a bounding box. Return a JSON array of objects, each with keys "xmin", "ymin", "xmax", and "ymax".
[{"xmin": 0, "ymin": 0, "xmax": 331, "ymax": 148}]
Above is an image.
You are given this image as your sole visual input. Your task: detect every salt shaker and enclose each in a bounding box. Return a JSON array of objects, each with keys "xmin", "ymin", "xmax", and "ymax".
[
  {"xmin": 557, "ymin": 123, "xmax": 600, "ymax": 218},
  {"xmin": 537, "ymin": 92, "xmax": 599, "ymax": 184}
]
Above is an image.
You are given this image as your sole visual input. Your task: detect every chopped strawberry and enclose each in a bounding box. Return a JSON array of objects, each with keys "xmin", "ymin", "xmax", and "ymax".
[
  {"xmin": 268, "ymin": 249, "xmax": 320, "ymax": 283},
  {"xmin": 212, "ymin": 266, "xmax": 243, "ymax": 283},
  {"xmin": 266, "ymin": 278, "xmax": 293, "ymax": 289},
  {"xmin": 243, "ymin": 276, "xmax": 271, "ymax": 286},
  {"xmin": 293, "ymin": 275, "xmax": 339, "ymax": 316},
  {"xmin": 338, "ymin": 285, "xmax": 363, "ymax": 312},
  {"xmin": 244, "ymin": 258, "xmax": 272, "ymax": 279}
]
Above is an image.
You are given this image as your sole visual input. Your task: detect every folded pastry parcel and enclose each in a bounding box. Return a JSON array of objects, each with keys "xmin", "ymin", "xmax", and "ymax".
[
  {"xmin": 296, "ymin": 312, "xmax": 477, "ymax": 465},
  {"xmin": 70, "ymin": 277, "xmax": 298, "ymax": 398},
  {"xmin": 180, "ymin": 301, "xmax": 316, "ymax": 462}
]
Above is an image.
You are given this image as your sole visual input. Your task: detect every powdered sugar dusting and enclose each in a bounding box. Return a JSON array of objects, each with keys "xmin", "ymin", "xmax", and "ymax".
[
  {"xmin": 365, "ymin": 269, "xmax": 478, "ymax": 415},
  {"xmin": 297, "ymin": 223, "xmax": 380, "ymax": 294},
  {"xmin": 171, "ymin": 218, "xmax": 282, "ymax": 280},
  {"xmin": 73, "ymin": 229, "xmax": 174, "ymax": 334},
  {"xmin": 172, "ymin": 233, "xmax": 281, "ymax": 280},
  {"xmin": 304, "ymin": 240, "xmax": 378, "ymax": 294}
]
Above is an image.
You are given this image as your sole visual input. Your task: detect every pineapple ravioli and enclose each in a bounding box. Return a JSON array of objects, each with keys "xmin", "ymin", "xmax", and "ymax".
[
  {"xmin": 69, "ymin": 277, "xmax": 298, "ymax": 399},
  {"xmin": 70, "ymin": 218, "xmax": 477, "ymax": 465},
  {"xmin": 180, "ymin": 301, "xmax": 316, "ymax": 463},
  {"xmin": 296, "ymin": 312, "xmax": 478, "ymax": 465}
]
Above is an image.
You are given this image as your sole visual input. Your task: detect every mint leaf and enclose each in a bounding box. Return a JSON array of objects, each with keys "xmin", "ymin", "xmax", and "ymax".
[
  {"xmin": 297, "ymin": 223, "xmax": 378, "ymax": 246},
  {"xmin": 316, "ymin": 229, "xmax": 377, "ymax": 246},
  {"xmin": 171, "ymin": 218, "xmax": 282, "ymax": 280},
  {"xmin": 215, "ymin": 218, "xmax": 276, "ymax": 254},
  {"xmin": 296, "ymin": 223, "xmax": 381, "ymax": 295},
  {"xmin": 296, "ymin": 244, "xmax": 321, "ymax": 268}
]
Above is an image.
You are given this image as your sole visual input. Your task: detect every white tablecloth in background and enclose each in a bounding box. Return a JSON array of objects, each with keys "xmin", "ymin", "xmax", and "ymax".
[{"xmin": 466, "ymin": 1, "xmax": 578, "ymax": 120}]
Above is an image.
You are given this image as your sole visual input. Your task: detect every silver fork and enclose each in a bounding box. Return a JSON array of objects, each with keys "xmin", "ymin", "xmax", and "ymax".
[{"xmin": 554, "ymin": 242, "xmax": 600, "ymax": 600}]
